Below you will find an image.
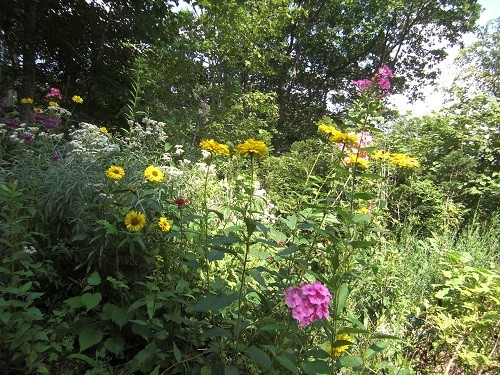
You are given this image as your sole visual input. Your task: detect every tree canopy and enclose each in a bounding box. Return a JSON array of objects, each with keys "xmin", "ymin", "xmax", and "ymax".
[{"xmin": 0, "ymin": 0, "xmax": 482, "ymax": 146}]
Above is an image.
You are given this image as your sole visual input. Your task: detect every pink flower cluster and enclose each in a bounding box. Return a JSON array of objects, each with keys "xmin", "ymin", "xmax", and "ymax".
[
  {"xmin": 45, "ymin": 87, "xmax": 62, "ymax": 100},
  {"xmin": 284, "ymin": 281, "xmax": 331, "ymax": 328},
  {"xmin": 351, "ymin": 64, "xmax": 393, "ymax": 93}
]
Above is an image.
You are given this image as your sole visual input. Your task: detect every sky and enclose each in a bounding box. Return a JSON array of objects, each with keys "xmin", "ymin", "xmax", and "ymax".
[{"xmin": 390, "ymin": 0, "xmax": 500, "ymax": 115}]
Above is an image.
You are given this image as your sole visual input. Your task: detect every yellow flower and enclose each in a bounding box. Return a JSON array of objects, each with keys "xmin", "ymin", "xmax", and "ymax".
[
  {"xmin": 235, "ymin": 139, "xmax": 268, "ymax": 157},
  {"xmin": 200, "ymin": 139, "xmax": 230, "ymax": 156},
  {"xmin": 106, "ymin": 166, "xmax": 125, "ymax": 180},
  {"xmin": 389, "ymin": 153, "xmax": 419, "ymax": 168},
  {"xmin": 326, "ymin": 334, "xmax": 352, "ymax": 358},
  {"xmin": 72, "ymin": 95, "xmax": 83, "ymax": 104},
  {"xmin": 359, "ymin": 207, "xmax": 369, "ymax": 214},
  {"xmin": 329, "ymin": 130, "xmax": 358, "ymax": 145},
  {"xmin": 158, "ymin": 217, "xmax": 171, "ymax": 232},
  {"xmin": 34, "ymin": 107, "xmax": 43, "ymax": 114},
  {"xmin": 318, "ymin": 123, "xmax": 337, "ymax": 136},
  {"xmin": 124, "ymin": 210, "xmax": 146, "ymax": 231},
  {"xmin": 373, "ymin": 150, "xmax": 391, "ymax": 160},
  {"xmin": 48, "ymin": 101, "xmax": 59, "ymax": 107},
  {"xmin": 155, "ymin": 255, "xmax": 164, "ymax": 263},
  {"xmin": 20, "ymin": 98, "xmax": 33, "ymax": 104},
  {"xmin": 99, "ymin": 127, "xmax": 109, "ymax": 134},
  {"xmin": 345, "ymin": 154, "xmax": 369, "ymax": 169},
  {"xmin": 144, "ymin": 165, "xmax": 164, "ymax": 182}
]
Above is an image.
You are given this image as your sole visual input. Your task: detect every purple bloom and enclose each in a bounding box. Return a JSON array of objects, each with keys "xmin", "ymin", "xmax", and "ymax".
[
  {"xmin": 2, "ymin": 118, "xmax": 20, "ymax": 129},
  {"xmin": 33, "ymin": 113, "xmax": 60, "ymax": 131},
  {"xmin": 50, "ymin": 151, "xmax": 62, "ymax": 162},
  {"xmin": 21, "ymin": 132, "xmax": 34, "ymax": 143},
  {"xmin": 284, "ymin": 281, "xmax": 332, "ymax": 327}
]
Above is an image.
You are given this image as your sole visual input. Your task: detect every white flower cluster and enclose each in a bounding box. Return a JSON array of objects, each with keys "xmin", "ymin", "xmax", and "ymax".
[
  {"xmin": 67, "ymin": 122, "xmax": 119, "ymax": 160},
  {"xmin": 46, "ymin": 106, "xmax": 72, "ymax": 119},
  {"xmin": 125, "ymin": 118, "xmax": 168, "ymax": 152}
]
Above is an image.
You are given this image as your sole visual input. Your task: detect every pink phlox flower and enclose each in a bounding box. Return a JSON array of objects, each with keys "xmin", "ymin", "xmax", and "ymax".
[
  {"xmin": 351, "ymin": 79, "xmax": 372, "ymax": 91},
  {"xmin": 45, "ymin": 87, "xmax": 62, "ymax": 100},
  {"xmin": 376, "ymin": 77, "xmax": 391, "ymax": 90},
  {"xmin": 284, "ymin": 281, "xmax": 331, "ymax": 328}
]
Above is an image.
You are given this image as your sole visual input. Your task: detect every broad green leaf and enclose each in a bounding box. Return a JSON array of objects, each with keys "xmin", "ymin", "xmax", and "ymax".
[
  {"xmin": 248, "ymin": 268, "xmax": 266, "ymax": 287},
  {"xmin": 87, "ymin": 271, "xmax": 101, "ymax": 286},
  {"xmin": 81, "ymin": 292, "xmax": 102, "ymax": 311},
  {"xmin": 363, "ymin": 342, "xmax": 389, "ymax": 360},
  {"xmin": 435, "ymin": 288, "xmax": 450, "ymax": 299},
  {"xmin": 190, "ymin": 293, "xmax": 239, "ymax": 312},
  {"xmin": 200, "ymin": 365, "xmax": 212, "ymax": 375},
  {"xmin": 224, "ymin": 365, "xmax": 239, "ymax": 375},
  {"xmin": 149, "ymin": 365, "xmax": 160, "ymax": 375},
  {"xmin": 104, "ymin": 335, "xmax": 125, "ymax": 355},
  {"xmin": 300, "ymin": 359, "xmax": 331, "ymax": 374},
  {"xmin": 277, "ymin": 244, "xmax": 300, "ymax": 257},
  {"xmin": 351, "ymin": 214, "xmax": 372, "ymax": 223},
  {"xmin": 247, "ymin": 345, "xmax": 272, "ymax": 369},
  {"xmin": 352, "ymin": 192, "xmax": 377, "ymax": 200},
  {"xmin": 337, "ymin": 355, "xmax": 363, "ymax": 368},
  {"xmin": 79, "ymin": 325, "xmax": 103, "ymax": 352},
  {"xmin": 206, "ymin": 236, "xmax": 240, "ymax": 245},
  {"xmin": 65, "ymin": 296, "xmax": 84, "ymax": 309},
  {"xmin": 338, "ymin": 327, "xmax": 370, "ymax": 334},
  {"xmin": 276, "ymin": 355, "xmax": 298, "ymax": 374},
  {"xmin": 336, "ymin": 283, "xmax": 349, "ymax": 312},
  {"xmin": 173, "ymin": 342, "xmax": 181, "ymax": 361},
  {"xmin": 208, "ymin": 250, "xmax": 225, "ymax": 261}
]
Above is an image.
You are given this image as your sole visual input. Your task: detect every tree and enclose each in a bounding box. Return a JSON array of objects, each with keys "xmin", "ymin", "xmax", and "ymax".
[
  {"xmin": 143, "ymin": 0, "xmax": 481, "ymax": 149},
  {"xmin": 0, "ymin": 0, "xmax": 179, "ymax": 125},
  {"xmin": 455, "ymin": 17, "xmax": 500, "ymax": 98}
]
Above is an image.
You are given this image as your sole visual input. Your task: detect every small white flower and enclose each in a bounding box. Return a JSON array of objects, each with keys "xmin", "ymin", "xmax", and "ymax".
[{"xmin": 201, "ymin": 149, "xmax": 211, "ymax": 159}]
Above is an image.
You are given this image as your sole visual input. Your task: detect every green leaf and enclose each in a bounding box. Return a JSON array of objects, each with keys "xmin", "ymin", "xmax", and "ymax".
[
  {"xmin": 276, "ymin": 355, "xmax": 298, "ymax": 374},
  {"xmin": 173, "ymin": 342, "xmax": 181, "ymax": 361},
  {"xmin": 247, "ymin": 345, "xmax": 272, "ymax": 369},
  {"xmin": 104, "ymin": 335, "xmax": 125, "ymax": 355},
  {"xmin": 190, "ymin": 293, "xmax": 239, "ymax": 312},
  {"xmin": 363, "ymin": 342, "xmax": 389, "ymax": 360},
  {"xmin": 352, "ymin": 192, "xmax": 377, "ymax": 200},
  {"xmin": 87, "ymin": 271, "xmax": 101, "ymax": 286},
  {"xmin": 208, "ymin": 250, "xmax": 225, "ymax": 261},
  {"xmin": 350, "ymin": 240, "xmax": 376, "ymax": 249},
  {"xmin": 79, "ymin": 325, "xmax": 103, "ymax": 352},
  {"xmin": 248, "ymin": 268, "xmax": 266, "ymax": 287},
  {"xmin": 149, "ymin": 365, "xmax": 160, "ymax": 375},
  {"xmin": 338, "ymin": 327, "xmax": 370, "ymax": 334},
  {"xmin": 435, "ymin": 288, "xmax": 450, "ymax": 299},
  {"xmin": 336, "ymin": 283, "xmax": 349, "ymax": 312},
  {"xmin": 206, "ymin": 236, "xmax": 240, "ymax": 245},
  {"xmin": 277, "ymin": 244, "xmax": 300, "ymax": 257},
  {"xmin": 81, "ymin": 292, "xmax": 102, "ymax": 311},
  {"xmin": 337, "ymin": 355, "xmax": 363, "ymax": 368},
  {"xmin": 200, "ymin": 365, "xmax": 212, "ymax": 375},
  {"xmin": 300, "ymin": 359, "xmax": 331, "ymax": 374},
  {"xmin": 224, "ymin": 365, "xmax": 239, "ymax": 375},
  {"xmin": 351, "ymin": 214, "xmax": 372, "ymax": 223},
  {"xmin": 65, "ymin": 296, "xmax": 84, "ymax": 309}
]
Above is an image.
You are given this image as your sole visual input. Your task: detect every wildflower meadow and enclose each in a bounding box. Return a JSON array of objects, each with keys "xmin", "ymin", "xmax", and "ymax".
[{"xmin": 1, "ymin": 2, "xmax": 499, "ymax": 374}]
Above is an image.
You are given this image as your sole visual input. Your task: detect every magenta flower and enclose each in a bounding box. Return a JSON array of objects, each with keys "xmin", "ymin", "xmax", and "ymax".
[
  {"xmin": 45, "ymin": 87, "xmax": 62, "ymax": 100},
  {"xmin": 351, "ymin": 79, "xmax": 372, "ymax": 91},
  {"xmin": 284, "ymin": 281, "xmax": 331, "ymax": 327}
]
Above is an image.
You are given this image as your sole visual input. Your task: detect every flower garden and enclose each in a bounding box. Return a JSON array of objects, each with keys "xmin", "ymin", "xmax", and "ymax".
[{"xmin": 0, "ymin": 63, "xmax": 499, "ymax": 375}]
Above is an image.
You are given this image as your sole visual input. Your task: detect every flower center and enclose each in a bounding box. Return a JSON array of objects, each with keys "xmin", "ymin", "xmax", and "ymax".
[{"xmin": 131, "ymin": 217, "xmax": 139, "ymax": 225}]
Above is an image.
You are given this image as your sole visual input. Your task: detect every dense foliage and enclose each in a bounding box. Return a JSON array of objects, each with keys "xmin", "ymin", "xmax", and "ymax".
[{"xmin": 1, "ymin": 2, "xmax": 499, "ymax": 375}]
